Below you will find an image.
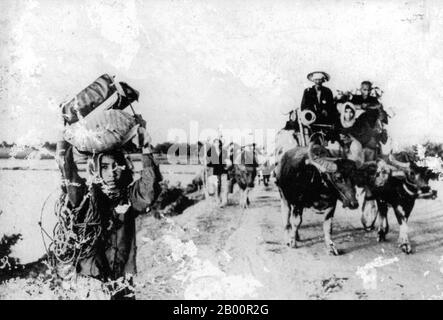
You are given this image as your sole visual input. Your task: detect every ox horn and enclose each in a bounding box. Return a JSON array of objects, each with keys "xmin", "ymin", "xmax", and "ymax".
[
  {"xmin": 377, "ymin": 158, "xmax": 407, "ymax": 179},
  {"xmin": 307, "ymin": 142, "xmax": 337, "ymax": 173},
  {"xmin": 388, "ymin": 153, "xmax": 411, "ymax": 170}
]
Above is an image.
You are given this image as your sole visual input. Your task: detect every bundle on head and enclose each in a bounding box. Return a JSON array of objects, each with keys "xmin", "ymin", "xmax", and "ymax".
[
  {"xmin": 61, "ymin": 74, "xmax": 139, "ymax": 125},
  {"xmin": 60, "ymin": 74, "xmax": 141, "ymax": 155},
  {"xmin": 64, "ymin": 109, "xmax": 139, "ymax": 155}
]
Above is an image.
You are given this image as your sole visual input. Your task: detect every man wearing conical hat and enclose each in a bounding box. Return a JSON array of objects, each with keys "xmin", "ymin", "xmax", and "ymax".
[{"xmin": 300, "ymin": 71, "xmax": 338, "ymax": 138}]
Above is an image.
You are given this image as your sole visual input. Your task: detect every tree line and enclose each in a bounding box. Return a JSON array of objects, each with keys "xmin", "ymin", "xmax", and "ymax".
[
  {"xmin": 2, "ymin": 140, "xmax": 443, "ymax": 158},
  {"xmin": 0, "ymin": 141, "xmax": 234, "ymax": 157}
]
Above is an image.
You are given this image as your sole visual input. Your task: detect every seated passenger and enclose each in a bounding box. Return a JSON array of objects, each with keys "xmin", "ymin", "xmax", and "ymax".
[
  {"xmin": 351, "ymin": 81, "xmax": 388, "ymax": 125},
  {"xmin": 283, "ymin": 110, "xmax": 300, "ymax": 131},
  {"xmin": 338, "ymin": 102, "xmax": 357, "ymax": 131},
  {"xmin": 350, "ymin": 81, "xmax": 380, "ymax": 108}
]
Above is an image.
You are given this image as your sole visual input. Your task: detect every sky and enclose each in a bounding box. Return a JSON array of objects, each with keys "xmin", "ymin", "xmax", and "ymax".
[{"xmin": 0, "ymin": 0, "xmax": 442, "ymax": 149}]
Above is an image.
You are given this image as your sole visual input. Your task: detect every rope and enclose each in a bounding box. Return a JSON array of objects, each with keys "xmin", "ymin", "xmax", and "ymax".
[
  {"xmin": 39, "ymin": 188, "xmax": 59, "ymax": 257},
  {"xmin": 309, "ymin": 131, "xmax": 327, "ymax": 146},
  {"xmin": 44, "ymin": 188, "xmax": 103, "ymax": 267},
  {"xmin": 325, "ymin": 175, "xmax": 351, "ymax": 204}
]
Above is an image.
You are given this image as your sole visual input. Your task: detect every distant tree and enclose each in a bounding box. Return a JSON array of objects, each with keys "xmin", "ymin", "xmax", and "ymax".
[
  {"xmin": 1, "ymin": 141, "xmax": 13, "ymax": 148},
  {"xmin": 423, "ymin": 141, "xmax": 443, "ymax": 158},
  {"xmin": 153, "ymin": 142, "xmax": 174, "ymax": 155},
  {"xmin": 404, "ymin": 142, "xmax": 443, "ymax": 161},
  {"xmin": 42, "ymin": 141, "xmax": 57, "ymax": 151},
  {"xmin": 0, "ymin": 233, "xmax": 22, "ymax": 281},
  {"xmin": 173, "ymin": 143, "xmax": 190, "ymax": 157}
]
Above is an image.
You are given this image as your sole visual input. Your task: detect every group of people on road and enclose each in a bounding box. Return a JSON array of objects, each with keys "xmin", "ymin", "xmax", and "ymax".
[{"xmin": 205, "ymin": 139, "xmax": 259, "ymax": 206}]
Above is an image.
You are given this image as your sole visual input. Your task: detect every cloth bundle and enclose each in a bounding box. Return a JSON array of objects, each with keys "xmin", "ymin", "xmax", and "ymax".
[
  {"xmin": 61, "ymin": 74, "xmax": 139, "ymax": 125},
  {"xmin": 60, "ymin": 74, "xmax": 141, "ymax": 154},
  {"xmin": 64, "ymin": 109, "xmax": 139, "ymax": 154}
]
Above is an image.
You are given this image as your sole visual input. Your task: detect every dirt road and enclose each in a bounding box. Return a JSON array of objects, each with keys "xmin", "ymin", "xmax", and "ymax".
[{"xmin": 136, "ymin": 181, "xmax": 443, "ymax": 300}]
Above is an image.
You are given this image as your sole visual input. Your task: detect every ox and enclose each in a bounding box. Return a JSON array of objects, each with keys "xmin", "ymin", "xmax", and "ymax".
[
  {"xmin": 357, "ymin": 152, "xmax": 438, "ymax": 254},
  {"xmin": 275, "ymin": 142, "xmax": 359, "ymax": 255},
  {"xmin": 227, "ymin": 147, "xmax": 259, "ymax": 208}
]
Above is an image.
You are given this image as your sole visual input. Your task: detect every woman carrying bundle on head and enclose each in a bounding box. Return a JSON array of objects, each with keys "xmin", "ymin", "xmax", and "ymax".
[{"xmin": 53, "ymin": 77, "xmax": 162, "ymax": 300}]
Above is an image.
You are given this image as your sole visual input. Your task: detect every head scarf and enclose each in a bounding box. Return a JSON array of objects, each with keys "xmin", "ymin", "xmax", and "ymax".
[
  {"xmin": 87, "ymin": 149, "xmax": 134, "ymax": 199},
  {"xmin": 339, "ymin": 102, "xmax": 357, "ymax": 128}
]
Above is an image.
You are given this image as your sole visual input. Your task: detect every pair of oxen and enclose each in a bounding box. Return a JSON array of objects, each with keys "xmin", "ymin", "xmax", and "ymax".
[{"xmin": 274, "ymin": 130, "xmax": 438, "ymax": 255}]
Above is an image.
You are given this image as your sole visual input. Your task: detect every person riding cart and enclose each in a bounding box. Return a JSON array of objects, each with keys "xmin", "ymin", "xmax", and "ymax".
[
  {"xmin": 347, "ymin": 81, "xmax": 388, "ymax": 160},
  {"xmin": 300, "ymin": 71, "xmax": 339, "ymax": 144},
  {"xmin": 349, "ymin": 81, "xmax": 381, "ymax": 108},
  {"xmin": 283, "ymin": 110, "xmax": 300, "ymax": 131},
  {"xmin": 341, "ymin": 81, "xmax": 389, "ymax": 126}
]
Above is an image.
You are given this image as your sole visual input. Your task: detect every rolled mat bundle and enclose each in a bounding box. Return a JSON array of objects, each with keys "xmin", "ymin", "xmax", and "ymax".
[
  {"xmin": 61, "ymin": 74, "xmax": 139, "ymax": 125},
  {"xmin": 64, "ymin": 109, "xmax": 139, "ymax": 154}
]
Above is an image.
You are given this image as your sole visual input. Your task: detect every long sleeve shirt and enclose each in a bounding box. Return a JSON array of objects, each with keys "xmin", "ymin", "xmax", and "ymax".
[
  {"xmin": 300, "ymin": 85, "xmax": 337, "ymax": 125},
  {"xmin": 59, "ymin": 143, "xmax": 161, "ymax": 215},
  {"xmin": 55, "ymin": 141, "xmax": 162, "ymax": 281}
]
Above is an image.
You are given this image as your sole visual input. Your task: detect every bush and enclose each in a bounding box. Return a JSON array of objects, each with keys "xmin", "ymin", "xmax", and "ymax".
[{"xmin": 0, "ymin": 234, "xmax": 22, "ymax": 283}]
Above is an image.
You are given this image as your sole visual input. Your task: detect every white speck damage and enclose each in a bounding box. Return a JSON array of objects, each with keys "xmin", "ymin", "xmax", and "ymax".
[
  {"xmin": 84, "ymin": 0, "xmax": 142, "ymax": 71},
  {"xmin": 160, "ymin": 234, "xmax": 262, "ymax": 300},
  {"xmin": 182, "ymin": 271, "xmax": 263, "ymax": 300},
  {"xmin": 161, "ymin": 234, "xmax": 198, "ymax": 262},
  {"xmin": 221, "ymin": 250, "xmax": 232, "ymax": 262},
  {"xmin": 356, "ymin": 256, "xmax": 399, "ymax": 290}
]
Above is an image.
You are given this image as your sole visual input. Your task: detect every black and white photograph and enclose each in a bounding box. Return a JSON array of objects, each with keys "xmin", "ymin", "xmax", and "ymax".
[{"xmin": 1, "ymin": 0, "xmax": 443, "ymax": 302}]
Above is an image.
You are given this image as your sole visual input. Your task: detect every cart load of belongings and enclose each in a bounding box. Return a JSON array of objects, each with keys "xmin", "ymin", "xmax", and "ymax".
[{"xmin": 61, "ymin": 74, "xmax": 141, "ymax": 154}]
